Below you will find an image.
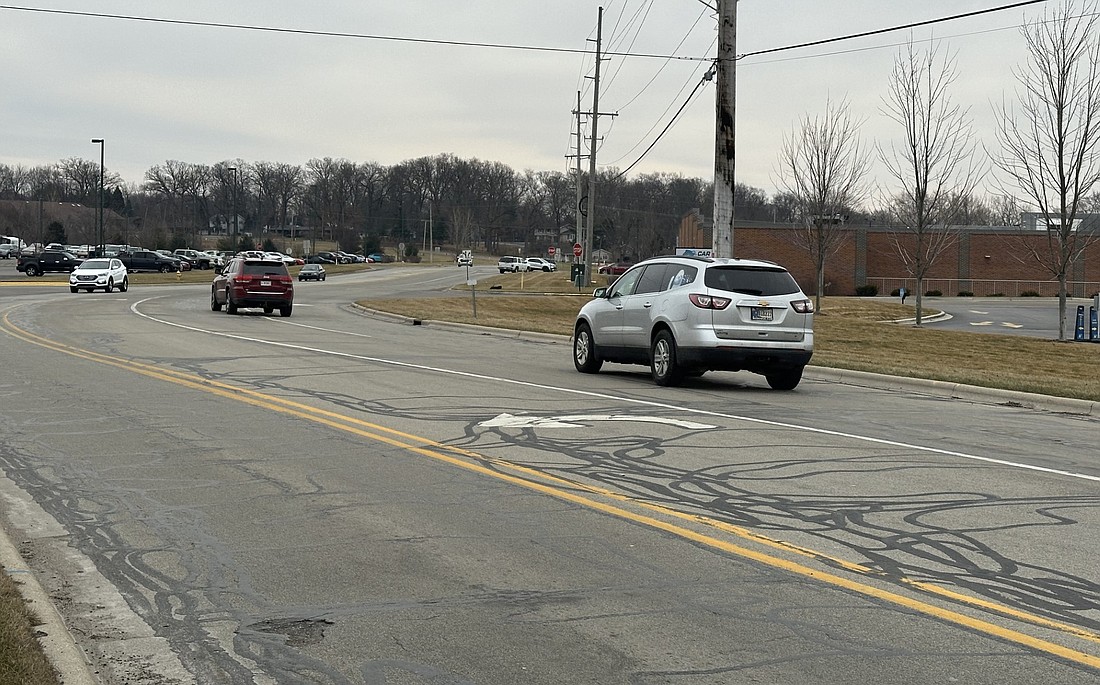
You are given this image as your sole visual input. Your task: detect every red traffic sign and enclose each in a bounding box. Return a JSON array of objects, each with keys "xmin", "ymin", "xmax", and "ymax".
[
  {"xmin": 548, "ymin": 246, "xmax": 556, "ymax": 255},
  {"xmin": 573, "ymin": 243, "xmax": 583, "ymax": 257}
]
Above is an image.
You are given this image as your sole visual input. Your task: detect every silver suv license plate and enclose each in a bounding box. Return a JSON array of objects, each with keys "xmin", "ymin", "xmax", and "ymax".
[{"xmin": 751, "ymin": 307, "xmax": 773, "ymax": 321}]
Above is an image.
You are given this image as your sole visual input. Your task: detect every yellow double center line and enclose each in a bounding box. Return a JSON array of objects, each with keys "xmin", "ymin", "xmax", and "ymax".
[{"xmin": 3, "ymin": 309, "xmax": 1099, "ymax": 670}]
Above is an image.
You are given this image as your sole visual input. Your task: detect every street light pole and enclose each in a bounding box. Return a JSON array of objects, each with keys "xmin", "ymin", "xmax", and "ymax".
[{"xmin": 91, "ymin": 138, "xmax": 104, "ymax": 255}]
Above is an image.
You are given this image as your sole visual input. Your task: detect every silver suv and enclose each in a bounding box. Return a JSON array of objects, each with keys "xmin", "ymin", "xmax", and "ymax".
[{"xmin": 573, "ymin": 256, "xmax": 814, "ymax": 389}]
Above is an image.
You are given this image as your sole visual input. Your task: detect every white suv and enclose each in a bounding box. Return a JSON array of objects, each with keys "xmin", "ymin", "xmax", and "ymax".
[
  {"xmin": 573, "ymin": 256, "xmax": 814, "ymax": 389},
  {"xmin": 497, "ymin": 256, "xmax": 528, "ymax": 273}
]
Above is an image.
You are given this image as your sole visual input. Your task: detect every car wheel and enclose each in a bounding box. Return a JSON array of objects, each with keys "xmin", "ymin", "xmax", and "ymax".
[
  {"xmin": 263, "ymin": 305, "xmax": 274, "ymax": 314},
  {"xmin": 298, "ymin": 277, "xmax": 303, "ymax": 282},
  {"xmin": 105, "ymin": 278, "xmax": 113, "ymax": 293},
  {"xmin": 119, "ymin": 277, "xmax": 128, "ymax": 292},
  {"xmin": 573, "ymin": 322, "xmax": 603, "ymax": 374},
  {"xmin": 765, "ymin": 367, "xmax": 804, "ymax": 391},
  {"xmin": 210, "ymin": 288, "xmax": 222, "ymax": 311},
  {"xmin": 651, "ymin": 329, "xmax": 682, "ymax": 387},
  {"xmin": 160, "ymin": 264, "xmax": 171, "ymax": 273},
  {"xmin": 25, "ymin": 265, "xmax": 38, "ymax": 277},
  {"xmin": 280, "ymin": 304, "xmax": 292, "ymax": 317},
  {"xmin": 226, "ymin": 289, "xmax": 238, "ymax": 314},
  {"xmin": 321, "ymin": 275, "xmax": 325, "ymax": 281},
  {"xmin": 69, "ymin": 286, "xmax": 78, "ymax": 293}
]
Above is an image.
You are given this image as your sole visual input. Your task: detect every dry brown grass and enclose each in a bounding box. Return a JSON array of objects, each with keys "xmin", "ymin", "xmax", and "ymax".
[
  {"xmin": 361, "ymin": 272, "xmax": 1100, "ymax": 402},
  {"xmin": 0, "ymin": 567, "xmax": 60, "ymax": 684}
]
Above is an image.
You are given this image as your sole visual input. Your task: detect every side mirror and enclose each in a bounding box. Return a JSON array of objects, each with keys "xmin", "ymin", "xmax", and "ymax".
[{"xmin": 592, "ymin": 287, "xmax": 607, "ymax": 298}]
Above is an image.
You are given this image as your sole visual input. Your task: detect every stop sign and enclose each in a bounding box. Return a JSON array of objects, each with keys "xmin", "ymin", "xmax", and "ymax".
[
  {"xmin": 573, "ymin": 243, "xmax": 583, "ymax": 257},
  {"xmin": 548, "ymin": 246, "xmax": 556, "ymax": 256}
]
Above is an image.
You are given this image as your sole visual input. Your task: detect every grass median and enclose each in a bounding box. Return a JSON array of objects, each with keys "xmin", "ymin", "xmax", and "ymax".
[{"xmin": 358, "ymin": 270, "xmax": 1100, "ymax": 402}]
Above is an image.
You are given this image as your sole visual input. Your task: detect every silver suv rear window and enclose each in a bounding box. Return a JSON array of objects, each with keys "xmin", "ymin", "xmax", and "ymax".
[{"xmin": 704, "ymin": 265, "xmax": 800, "ymax": 296}]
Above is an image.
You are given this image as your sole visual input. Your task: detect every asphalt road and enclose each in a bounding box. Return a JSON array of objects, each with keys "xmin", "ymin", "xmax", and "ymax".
[
  {"xmin": 920, "ymin": 296, "xmax": 1099, "ymax": 339},
  {"xmin": 0, "ymin": 265, "xmax": 1098, "ymax": 684}
]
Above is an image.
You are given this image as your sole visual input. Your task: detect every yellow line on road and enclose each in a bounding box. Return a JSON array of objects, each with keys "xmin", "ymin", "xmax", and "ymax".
[{"xmin": 3, "ymin": 308, "xmax": 1098, "ymax": 670}]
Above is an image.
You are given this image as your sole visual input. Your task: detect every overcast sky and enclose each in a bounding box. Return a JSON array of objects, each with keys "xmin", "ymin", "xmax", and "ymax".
[{"xmin": 1, "ymin": 1, "xmax": 1052, "ymax": 196}]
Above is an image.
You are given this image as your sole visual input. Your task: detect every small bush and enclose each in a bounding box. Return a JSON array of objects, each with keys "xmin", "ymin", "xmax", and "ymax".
[
  {"xmin": 890, "ymin": 288, "xmax": 901, "ymax": 297},
  {"xmin": 1020, "ymin": 290, "xmax": 1041, "ymax": 297},
  {"xmin": 855, "ymin": 285, "xmax": 878, "ymax": 297},
  {"xmin": 990, "ymin": 292, "xmax": 1005, "ymax": 297},
  {"xmin": 924, "ymin": 289, "xmax": 942, "ymax": 297},
  {"xmin": 957, "ymin": 291, "xmax": 973, "ymax": 297}
]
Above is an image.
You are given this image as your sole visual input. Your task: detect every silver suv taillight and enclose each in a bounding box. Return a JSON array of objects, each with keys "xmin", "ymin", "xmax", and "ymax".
[
  {"xmin": 689, "ymin": 293, "xmax": 732, "ymax": 310},
  {"xmin": 791, "ymin": 299, "xmax": 814, "ymax": 313}
]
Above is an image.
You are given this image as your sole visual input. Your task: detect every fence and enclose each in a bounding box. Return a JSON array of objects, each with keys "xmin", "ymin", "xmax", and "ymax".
[{"xmin": 865, "ymin": 278, "xmax": 1100, "ymax": 298}]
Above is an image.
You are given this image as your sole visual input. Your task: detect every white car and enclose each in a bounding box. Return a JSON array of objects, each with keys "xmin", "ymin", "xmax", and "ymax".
[
  {"xmin": 69, "ymin": 257, "xmax": 129, "ymax": 293},
  {"xmin": 525, "ymin": 257, "xmax": 556, "ymax": 272}
]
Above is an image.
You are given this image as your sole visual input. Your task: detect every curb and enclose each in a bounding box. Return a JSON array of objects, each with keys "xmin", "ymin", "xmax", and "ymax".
[
  {"xmin": 350, "ymin": 304, "xmax": 1097, "ymax": 417},
  {"xmin": 0, "ymin": 529, "xmax": 97, "ymax": 684}
]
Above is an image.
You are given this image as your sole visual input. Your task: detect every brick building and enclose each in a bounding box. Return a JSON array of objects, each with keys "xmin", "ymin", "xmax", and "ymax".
[{"xmin": 678, "ymin": 210, "xmax": 1100, "ymax": 297}]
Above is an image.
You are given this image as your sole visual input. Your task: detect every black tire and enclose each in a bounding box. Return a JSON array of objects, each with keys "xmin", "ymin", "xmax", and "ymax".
[
  {"xmin": 650, "ymin": 329, "xmax": 682, "ymax": 387},
  {"xmin": 573, "ymin": 322, "xmax": 603, "ymax": 374},
  {"xmin": 226, "ymin": 290, "xmax": 238, "ymax": 315},
  {"xmin": 298, "ymin": 277, "xmax": 303, "ymax": 282},
  {"xmin": 210, "ymin": 288, "xmax": 222, "ymax": 311},
  {"xmin": 280, "ymin": 304, "xmax": 292, "ymax": 317},
  {"xmin": 69, "ymin": 286, "xmax": 78, "ymax": 293},
  {"xmin": 25, "ymin": 265, "xmax": 39, "ymax": 277},
  {"xmin": 105, "ymin": 278, "xmax": 113, "ymax": 293},
  {"xmin": 263, "ymin": 305, "xmax": 274, "ymax": 314},
  {"xmin": 119, "ymin": 277, "xmax": 128, "ymax": 293},
  {"xmin": 765, "ymin": 367, "xmax": 804, "ymax": 391},
  {"xmin": 160, "ymin": 264, "xmax": 171, "ymax": 273},
  {"xmin": 321, "ymin": 275, "xmax": 326, "ymax": 281}
]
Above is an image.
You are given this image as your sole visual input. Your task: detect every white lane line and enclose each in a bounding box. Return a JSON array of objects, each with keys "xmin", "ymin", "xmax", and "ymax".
[{"xmin": 129, "ymin": 297, "xmax": 1100, "ymax": 484}]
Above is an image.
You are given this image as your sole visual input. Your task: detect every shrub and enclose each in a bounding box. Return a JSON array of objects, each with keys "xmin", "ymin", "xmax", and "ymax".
[
  {"xmin": 957, "ymin": 291, "xmax": 973, "ymax": 297},
  {"xmin": 855, "ymin": 285, "xmax": 878, "ymax": 297},
  {"xmin": 1020, "ymin": 290, "xmax": 1042, "ymax": 297},
  {"xmin": 924, "ymin": 289, "xmax": 942, "ymax": 297},
  {"xmin": 990, "ymin": 293, "xmax": 1005, "ymax": 297},
  {"xmin": 890, "ymin": 288, "xmax": 901, "ymax": 297}
]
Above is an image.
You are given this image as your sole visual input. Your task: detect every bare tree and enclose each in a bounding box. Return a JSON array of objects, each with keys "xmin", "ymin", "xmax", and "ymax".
[
  {"xmin": 991, "ymin": 1, "xmax": 1100, "ymax": 340},
  {"xmin": 880, "ymin": 40, "xmax": 983, "ymax": 324},
  {"xmin": 776, "ymin": 96, "xmax": 871, "ymax": 310}
]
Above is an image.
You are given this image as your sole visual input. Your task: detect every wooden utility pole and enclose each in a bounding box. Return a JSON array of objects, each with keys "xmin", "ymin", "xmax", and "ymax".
[
  {"xmin": 712, "ymin": 0, "xmax": 737, "ymax": 258},
  {"xmin": 573, "ymin": 90, "xmax": 584, "ymax": 278},
  {"xmin": 584, "ymin": 7, "xmax": 604, "ymax": 286}
]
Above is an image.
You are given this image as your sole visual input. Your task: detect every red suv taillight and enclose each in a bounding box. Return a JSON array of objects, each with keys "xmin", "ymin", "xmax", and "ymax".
[
  {"xmin": 689, "ymin": 293, "xmax": 732, "ymax": 310},
  {"xmin": 791, "ymin": 299, "xmax": 814, "ymax": 313}
]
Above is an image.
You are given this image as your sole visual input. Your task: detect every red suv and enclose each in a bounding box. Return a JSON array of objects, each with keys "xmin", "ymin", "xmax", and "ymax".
[{"xmin": 211, "ymin": 258, "xmax": 294, "ymax": 316}]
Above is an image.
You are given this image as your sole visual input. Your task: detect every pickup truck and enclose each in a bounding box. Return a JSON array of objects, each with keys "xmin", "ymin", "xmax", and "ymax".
[
  {"xmin": 174, "ymin": 249, "xmax": 211, "ymax": 270},
  {"xmin": 16, "ymin": 250, "xmax": 82, "ymax": 276},
  {"xmin": 118, "ymin": 250, "xmax": 184, "ymax": 273}
]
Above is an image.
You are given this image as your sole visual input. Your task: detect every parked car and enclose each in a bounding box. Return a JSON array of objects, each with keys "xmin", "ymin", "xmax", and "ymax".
[
  {"xmin": 597, "ymin": 261, "xmax": 634, "ymax": 277},
  {"xmin": 497, "ymin": 256, "xmax": 529, "ymax": 273},
  {"xmin": 210, "ymin": 258, "xmax": 294, "ymax": 316},
  {"xmin": 0, "ymin": 244, "xmax": 17, "ymax": 259},
  {"xmin": 16, "ymin": 250, "xmax": 82, "ymax": 276},
  {"xmin": 118, "ymin": 249, "xmax": 184, "ymax": 273},
  {"xmin": 174, "ymin": 248, "xmax": 211, "ymax": 269},
  {"xmin": 298, "ymin": 264, "xmax": 326, "ymax": 281},
  {"xmin": 69, "ymin": 257, "xmax": 129, "ymax": 293},
  {"xmin": 573, "ymin": 255, "xmax": 814, "ymax": 389},
  {"xmin": 367, "ymin": 252, "xmax": 395, "ymax": 263},
  {"xmin": 525, "ymin": 257, "xmax": 556, "ymax": 272},
  {"xmin": 306, "ymin": 254, "xmax": 336, "ymax": 264}
]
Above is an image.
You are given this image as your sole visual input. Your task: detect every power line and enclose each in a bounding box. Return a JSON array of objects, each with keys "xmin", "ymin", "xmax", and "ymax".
[
  {"xmin": 737, "ymin": 0, "xmax": 1047, "ymax": 60},
  {"xmin": 0, "ymin": 4, "xmax": 709, "ymax": 62}
]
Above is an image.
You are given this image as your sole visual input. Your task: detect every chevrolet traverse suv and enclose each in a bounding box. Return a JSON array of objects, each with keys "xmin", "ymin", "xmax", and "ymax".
[{"xmin": 573, "ymin": 256, "xmax": 814, "ymax": 389}]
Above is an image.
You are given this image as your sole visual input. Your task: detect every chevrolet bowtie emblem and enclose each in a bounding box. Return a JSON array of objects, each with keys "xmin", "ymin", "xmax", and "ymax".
[{"xmin": 759, "ymin": 301, "xmax": 770, "ymax": 307}]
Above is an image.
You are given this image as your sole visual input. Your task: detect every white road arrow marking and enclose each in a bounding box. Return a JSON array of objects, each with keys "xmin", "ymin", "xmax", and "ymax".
[
  {"xmin": 1001, "ymin": 322, "xmax": 1023, "ymax": 328},
  {"xmin": 479, "ymin": 413, "xmax": 715, "ymax": 430},
  {"xmin": 970, "ymin": 321, "xmax": 994, "ymax": 326}
]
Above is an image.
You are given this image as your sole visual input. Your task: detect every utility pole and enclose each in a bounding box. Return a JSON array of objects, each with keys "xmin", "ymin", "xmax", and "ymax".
[
  {"xmin": 570, "ymin": 90, "xmax": 584, "ymax": 280},
  {"xmin": 712, "ymin": 0, "xmax": 737, "ymax": 258},
  {"xmin": 584, "ymin": 7, "xmax": 605, "ymax": 286}
]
